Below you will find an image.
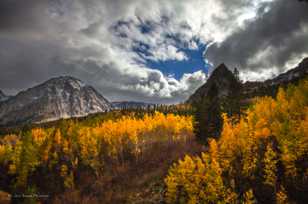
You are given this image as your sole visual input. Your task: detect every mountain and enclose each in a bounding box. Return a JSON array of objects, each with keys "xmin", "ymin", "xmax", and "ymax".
[
  {"xmin": 188, "ymin": 58, "xmax": 308, "ymax": 104},
  {"xmin": 112, "ymin": 101, "xmax": 155, "ymax": 110},
  {"xmin": 188, "ymin": 63, "xmax": 242, "ymax": 139},
  {"xmin": 242, "ymin": 57, "xmax": 308, "ymax": 97},
  {"xmin": 0, "ymin": 90, "xmax": 8, "ymax": 102},
  {"xmin": 0, "ymin": 76, "xmax": 111, "ymax": 126},
  {"xmin": 187, "ymin": 63, "xmax": 241, "ymax": 104},
  {"xmin": 189, "ymin": 58, "xmax": 308, "ymax": 141}
]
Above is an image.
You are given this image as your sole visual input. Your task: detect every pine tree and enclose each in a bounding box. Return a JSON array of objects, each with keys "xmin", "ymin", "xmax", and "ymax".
[
  {"xmin": 193, "ymin": 83, "xmax": 222, "ymax": 142},
  {"xmin": 233, "ymin": 67, "xmax": 240, "ymax": 82}
]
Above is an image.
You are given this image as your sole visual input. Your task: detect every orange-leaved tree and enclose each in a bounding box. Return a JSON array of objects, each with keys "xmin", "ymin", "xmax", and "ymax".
[{"xmin": 165, "ymin": 78, "xmax": 308, "ymax": 203}]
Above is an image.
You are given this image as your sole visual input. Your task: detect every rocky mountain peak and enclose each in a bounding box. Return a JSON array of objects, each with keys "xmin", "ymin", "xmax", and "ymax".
[
  {"xmin": 189, "ymin": 58, "xmax": 308, "ymax": 104},
  {"xmin": 211, "ymin": 63, "xmax": 230, "ymax": 75},
  {"xmin": 43, "ymin": 76, "xmax": 86, "ymax": 89},
  {"xmin": 187, "ymin": 63, "xmax": 240, "ymax": 103},
  {"xmin": 209, "ymin": 63, "xmax": 238, "ymax": 85},
  {"xmin": 0, "ymin": 76, "xmax": 111, "ymax": 126}
]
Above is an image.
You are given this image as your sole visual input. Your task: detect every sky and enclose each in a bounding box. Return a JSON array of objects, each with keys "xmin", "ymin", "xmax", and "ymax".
[{"xmin": 0, "ymin": 0, "xmax": 307, "ymax": 103}]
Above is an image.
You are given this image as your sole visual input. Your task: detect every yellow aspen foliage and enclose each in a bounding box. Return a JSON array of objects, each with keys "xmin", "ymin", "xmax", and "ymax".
[
  {"xmin": 54, "ymin": 129, "xmax": 62, "ymax": 145},
  {"xmin": 0, "ymin": 145, "xmax": 6, "ymax": 163},
  {"xmin": 276, "ymin": 186, "xmax": 288, "ymax": 204},
  {"xmin": 91, "ymin": 112, "xmax": 193, "ymax": 162},
  {"xmin": 165, "ymin": 153, "xmax": 235, "ymax": 204},
  {"xmin": 209, "ymin": 139, "xmax": 218, "ymax": 159},
  {"xmin": 42, "ymin": 142, "xmax": 51, "ymax": 162},
  {"xmin": 242, "ymin": 189, "xmax": 256, "ymax": 204},
  {"xmin": 218, "ymin": 114, "xmax": 237, "ymax": 169},
  {"xmin": 62, "ymin": 139, "xmax": 70, "ymax": 154},
  {"xmin": 2, "ymin": 134, "xmax": 19, "ymax": 146},
  {"xmin": 165, "ymin": 78, "xmax": 308, "ymax": 203},
  {"xmin": 8, "ymin": 141, "xmax": 22, "ymax": 175},
  {"xmin": 78, "ymin": 128, "xmax": 101, "ymax": 170},
  {"xmin": 0, "ymin": 111, "xmax": 193, "ymax": 194},
  {"xmin": 60, "ymin": 164, "xmax": 68, "ymax": 177},
  {"xmin": 63, "ymin": 171, "xmax": 74, "ymax": 189},
  {"xmin": 31, "ymin": 128, "xmax": 47, "ymax": 146},
  {"xmin": 263, "ymin": 144, "xmax": 277, "ymax": 187}
]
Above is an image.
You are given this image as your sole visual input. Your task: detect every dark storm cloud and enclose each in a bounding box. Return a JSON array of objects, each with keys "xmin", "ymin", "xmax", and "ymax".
[
  {"xmin": 0, "ymin": 0, "xmax": 63, "ymax": 92},
  {"xmin": 0, "ymin": 0, "xmax": 306, "ymax": 102},
  {"xmin": 206, "ymin": 0, "xmax": 308, "ymax": 73},
  {"xmin": 0, "ymin": 0, "xmax": 48, "ymax": 33},
  {"xmin": 52, "ymin": 59, "xmax": 205, "ymax": 103},
  {"xmin": 0, "ymin": 36, "xmax": 71, "ymax": 93}
]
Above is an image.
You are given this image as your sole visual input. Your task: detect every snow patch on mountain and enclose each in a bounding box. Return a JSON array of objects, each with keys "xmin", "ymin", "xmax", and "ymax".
[
  {"xmin": 0, "ymin": 76, "xmax": 111, "ymax": 125},
  {"xmin": 0, "ymin": 90, "xmax": 9, "ymax": 102}
]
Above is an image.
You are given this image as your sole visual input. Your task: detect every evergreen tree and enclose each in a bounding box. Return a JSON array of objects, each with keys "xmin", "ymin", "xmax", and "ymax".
[
  {"xmin": 233, "ymin": 67, "xmax": 240, "ymax": 82},
  {"xmin": 193, "ymin": 83, "xmax": 222, "ymax": 142}
]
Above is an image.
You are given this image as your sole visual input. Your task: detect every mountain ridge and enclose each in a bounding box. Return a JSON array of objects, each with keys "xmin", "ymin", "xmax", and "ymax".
[
  {"xmin": 188, "ymin": 58, "xmax": 308, "ymax": 104},
  {"xmin": 0, "ymin": 76, "xmax": 111, "ymax": 126},
  {"xmin": 0, "ymin": 90, "xmax": 7, "ymax": 102},
  {"xmin": 241, "ymin": 58, "xmax": 308, "ymax": 98}
]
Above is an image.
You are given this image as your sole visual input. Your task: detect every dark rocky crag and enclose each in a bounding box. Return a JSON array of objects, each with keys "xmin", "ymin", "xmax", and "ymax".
[
  {"xmin": 187, "ymin": 63, "xmax": 241, "ymax": 104},
  {"xmin": 189, "ymin": 57, "xmax": 308, "ymax": 104},
  {"xmin": 189, "ymin": 63, "xmax": 241, "ymax": 141},
  {"xmin": 188, "ymin": 58, "xmax": 308, "ymax": 142}
]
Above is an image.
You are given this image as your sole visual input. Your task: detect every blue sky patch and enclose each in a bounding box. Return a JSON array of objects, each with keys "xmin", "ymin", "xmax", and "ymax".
[{"xmin": 142, "ymin": 41, "xmax": 209, "ymax": 79}]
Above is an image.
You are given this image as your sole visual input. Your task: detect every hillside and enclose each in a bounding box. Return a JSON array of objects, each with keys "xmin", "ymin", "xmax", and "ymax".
[
  {"xmin": 0, "ymin": 78, "xmax": 307, "ymax": 203},
  {"xmin": 165, "ymin": 77, "xmax": 308, "ymax": 204},
  {"xmin": 0, "ymin": 112, "xmax": 204, "ymax": 203}
]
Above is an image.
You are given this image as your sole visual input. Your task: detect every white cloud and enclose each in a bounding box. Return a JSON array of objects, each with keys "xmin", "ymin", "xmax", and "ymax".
[
  {"xmin": 0, "ymin": 0, "xmax": 282, "ymax": 103},
  {"xmin": 240, "ymin": 68, "xmax": 278, "ymax": 82},
  {"xmin": 53, "ymin": 0, "xmax": 263, "ymax": 95},
  {"xmin": 146, "ymin": 45, "xmax": 188, "ymax": 61}
]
